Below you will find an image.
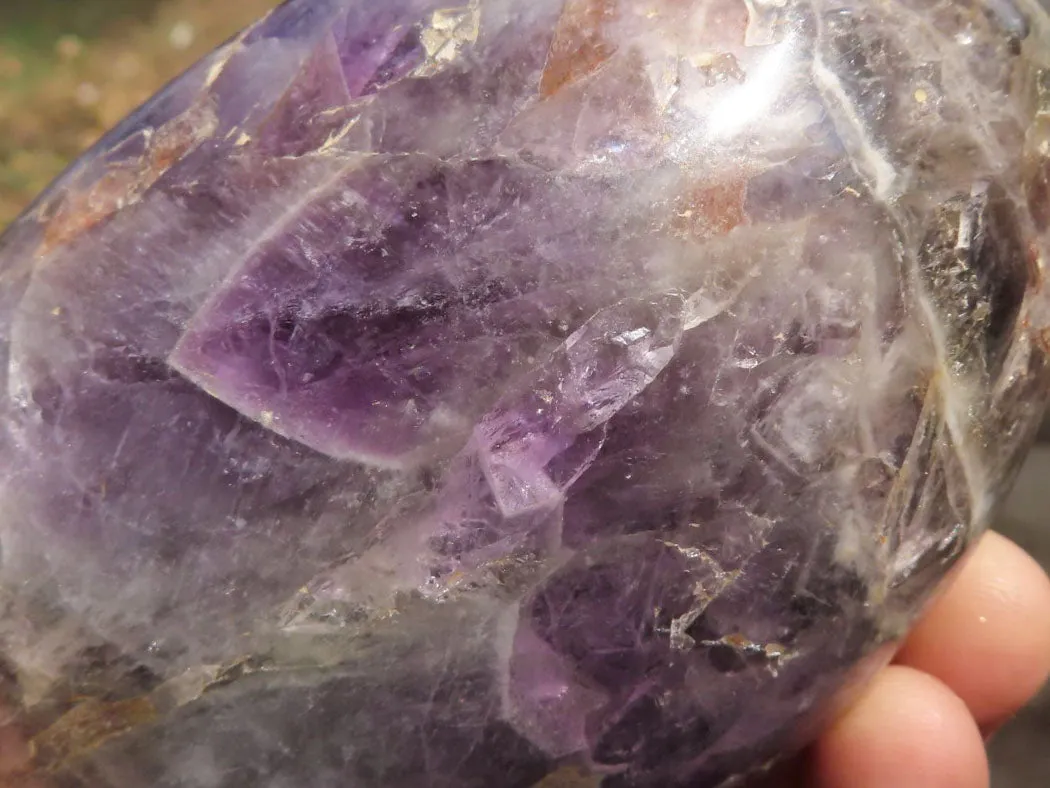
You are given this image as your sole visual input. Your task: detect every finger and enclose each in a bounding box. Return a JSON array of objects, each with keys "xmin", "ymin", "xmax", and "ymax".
[
  {"xmin": 895, "ymin": 530, "xmax": 1050, "ymax": 731},
  {"xmin": 810, "ymin": 664, "xmax": 988, "ymax": 788}
]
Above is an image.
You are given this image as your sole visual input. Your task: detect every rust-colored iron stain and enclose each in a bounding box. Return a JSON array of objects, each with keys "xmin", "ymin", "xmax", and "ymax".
[
  {"xmin": 539, "ymin": 0, "xmax": 749, "ymax": 98},
  {"xmin": 38, "ymin": 103, "xmax": 217, "ymax": 258},
  {"xmin": 540, "ymin": 0, "xmax": 619, "ymax": 97},
  {"xmin": 29, "ymin": 697, "xmax": 157, "ymax": 770},
  {"xmin": 1027, "ymin": 239, "xmax": 1045, "ymax": 293},
  {"xmin": 672, "ymin": 179, "xmax": 748, "ymax": 239}
]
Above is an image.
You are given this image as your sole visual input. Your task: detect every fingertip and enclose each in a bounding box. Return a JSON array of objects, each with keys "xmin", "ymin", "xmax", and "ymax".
[
  {"xmin": 896, "ymin": 530, "xmax": 1050, "ymax": 727},
  {"xmin": 811, "ymin": 664, "xmax": 988, "ymax": 788}
]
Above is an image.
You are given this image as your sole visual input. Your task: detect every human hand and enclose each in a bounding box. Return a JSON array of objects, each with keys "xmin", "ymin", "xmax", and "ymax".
[{"xmin": 753, "ymin": 530, "xmax": 1050, "ymax": 788}]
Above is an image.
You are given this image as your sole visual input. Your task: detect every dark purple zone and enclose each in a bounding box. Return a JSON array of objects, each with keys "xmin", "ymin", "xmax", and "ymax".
[{"xmin": 170, "ymin": 155, "xmax": 629, "ymax": 463}]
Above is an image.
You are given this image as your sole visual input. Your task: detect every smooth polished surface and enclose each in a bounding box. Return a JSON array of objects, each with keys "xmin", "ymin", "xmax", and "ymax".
[{"xmin": 1, "ymin": 0, "xmax": 1050, "ymax": 785}]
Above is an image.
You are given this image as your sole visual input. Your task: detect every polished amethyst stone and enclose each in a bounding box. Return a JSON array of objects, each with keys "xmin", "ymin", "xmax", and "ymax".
[{"xmin": 2, "ymin": 0, "xmax": 1050, "ymax": 785}]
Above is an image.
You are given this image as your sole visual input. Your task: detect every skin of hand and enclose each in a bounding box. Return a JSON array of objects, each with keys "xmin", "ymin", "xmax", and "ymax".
[
  {"xmin": 803, "ymin": 530, "xmax": 1050, "ymax": 788},
  {"xmin": 0, "ymin": 532, "xmax": 1047, "ymax": 788}
]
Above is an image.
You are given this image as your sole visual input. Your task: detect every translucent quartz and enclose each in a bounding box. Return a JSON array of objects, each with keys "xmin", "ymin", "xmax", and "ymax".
[{"xmin": 1, "ymin": 0, "xmax": 1049, "ymax": 785}]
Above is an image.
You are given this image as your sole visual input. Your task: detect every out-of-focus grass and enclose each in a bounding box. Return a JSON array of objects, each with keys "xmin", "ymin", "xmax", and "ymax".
[{"xmin": 0, "ymin": 0, "xmax": 276, "ymax": 228}]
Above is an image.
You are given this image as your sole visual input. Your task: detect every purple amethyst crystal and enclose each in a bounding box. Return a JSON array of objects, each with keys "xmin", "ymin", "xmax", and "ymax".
[{"xmin": 1, "ymin": 0, "xmax": 1050, "ymax": 785}]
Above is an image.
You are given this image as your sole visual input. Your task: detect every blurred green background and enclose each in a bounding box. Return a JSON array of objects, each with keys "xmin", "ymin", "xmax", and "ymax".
[{"xmin": 0, "ymin": 0, "xmax": 276, "ymax": 228}]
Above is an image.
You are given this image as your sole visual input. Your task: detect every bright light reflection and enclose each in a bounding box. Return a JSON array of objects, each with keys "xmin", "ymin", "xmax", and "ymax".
[{"xmin": 703, "ymin": 35, "xmax": 797, "ymax": 142}]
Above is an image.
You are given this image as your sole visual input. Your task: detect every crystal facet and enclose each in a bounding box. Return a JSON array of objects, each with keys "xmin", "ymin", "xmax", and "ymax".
[{"xmin": 2, "ymin": 0, "xmax": 1050, "ymax": 785}]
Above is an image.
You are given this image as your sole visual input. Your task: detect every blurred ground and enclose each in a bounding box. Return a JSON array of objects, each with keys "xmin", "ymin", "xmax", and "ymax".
[
  {"xmin": 0, "ymin": 1, "xmax": 1047, "ymax": 786},
  {"xmin": 991, "ymin": 449, "xmax": 1050, "ymax": 788},
  {"xmin": 0, "ymin": 0, "xmax": 275, "ymax": 225}
]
